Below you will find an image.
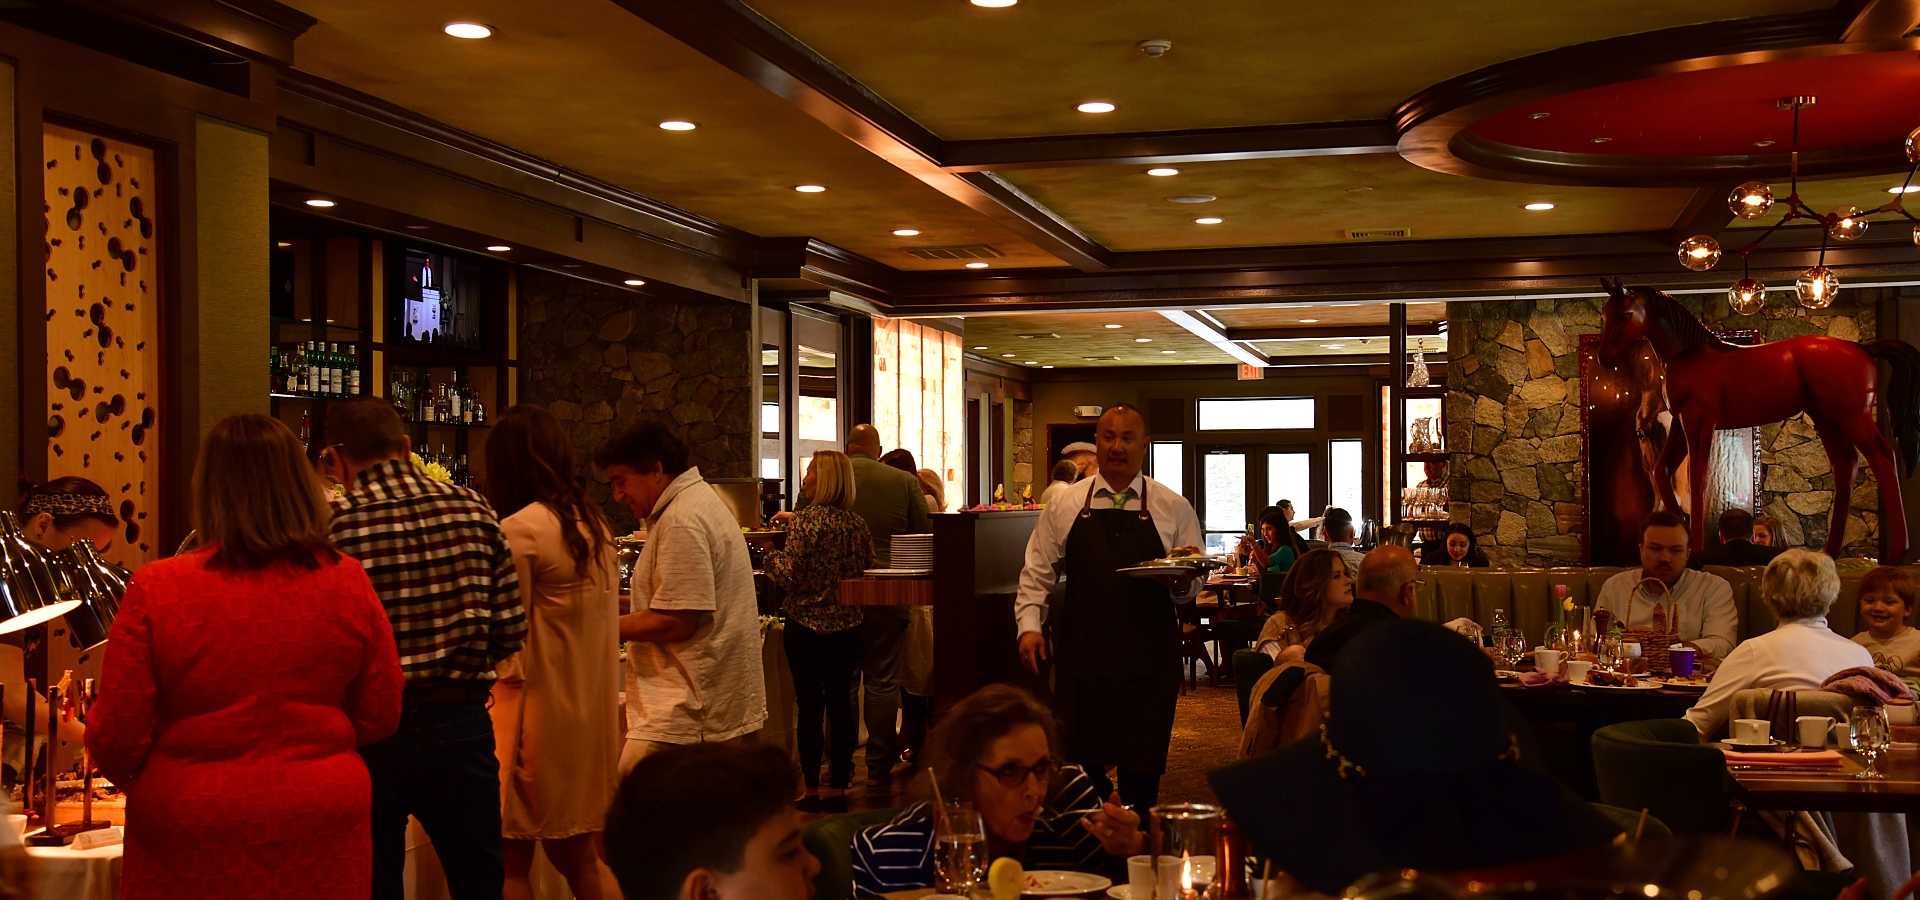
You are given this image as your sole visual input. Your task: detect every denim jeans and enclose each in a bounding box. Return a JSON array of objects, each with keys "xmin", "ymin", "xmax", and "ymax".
[{"xmin": 361, "ymin": 701, "xmax": 503, "ymax": 900}]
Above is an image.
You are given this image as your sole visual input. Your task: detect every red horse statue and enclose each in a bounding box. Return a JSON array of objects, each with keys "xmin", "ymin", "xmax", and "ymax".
[{"xmin": 1598, "ymin": 279, "xmax": 1920, "ymax": 562}]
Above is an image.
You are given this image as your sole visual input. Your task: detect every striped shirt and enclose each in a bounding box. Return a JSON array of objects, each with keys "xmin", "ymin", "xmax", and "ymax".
[
  {"xmin": 849, "ymin": 765, "xmax": 1108, "ymax": 897},
  {"xmin": 329, "ymin": 458, "xmax": 524, "ymax": 688}
]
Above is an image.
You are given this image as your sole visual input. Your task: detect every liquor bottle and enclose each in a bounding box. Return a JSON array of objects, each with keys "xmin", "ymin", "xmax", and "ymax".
[
  {"xmin": 470, "ymin": 395, "xmax": 485, "ymax": 425},
  {"xmin": 301, "ymin": 342, "xmax": 316, "ymax": 395},
  {"xmin": 449, "ymin": 379, "xmax": 463, "ymax": 423},
  {"xmin": 455, "ymin": 454, "xmax": 470, "ymax": 486},
  {"xmin": 328, "ymin": 343, "xmax": 343, "ymax": 397},
  {"xmin": 346, "ymin": 343, "xmax": 360, "ymax": 396},
  {"xmin": 298, "ymin": 410, "xmax": 311, "ymax": 447},
  {"xmin": 435, "ymin": 385, "xmax": 450, "ymax": 424}
]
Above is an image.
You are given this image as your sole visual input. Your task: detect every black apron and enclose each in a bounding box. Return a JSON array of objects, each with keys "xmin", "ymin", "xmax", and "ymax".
[{"xmin": 1052, "ymin": 479, "xmax": 1182, "ymax": 775}]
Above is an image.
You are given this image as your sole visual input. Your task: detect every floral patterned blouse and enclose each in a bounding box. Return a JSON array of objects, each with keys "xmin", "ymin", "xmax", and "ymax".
[{"xmin": 766, "ymin": 505, "xmax": 875, "ymax": 634}]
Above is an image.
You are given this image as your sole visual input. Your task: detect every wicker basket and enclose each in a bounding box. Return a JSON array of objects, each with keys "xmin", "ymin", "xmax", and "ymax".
[{"xmin": 1620, "ymin": 577, "xmax": 1680, "ymax": 674}]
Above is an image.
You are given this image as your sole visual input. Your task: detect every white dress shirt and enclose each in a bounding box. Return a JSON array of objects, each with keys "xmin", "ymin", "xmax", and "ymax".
[
  {"xmin": 1327, "ymin": 542, "xmax": 1365, "ymax": 577},
  {"xmin": 1594, "ymin": 568, "xmax": 1739, "ymax": 659},
  {"xmin": 1015, "ymin": 473, "xmax": 1204, "ymax": 637},
  {"xmin": 1039, "ymin": 479, "xmax": 1076, "ymax": 507},
  {"xmin": 1684, "ymin": 617, "xmax": 1872, "ymax": 738}
]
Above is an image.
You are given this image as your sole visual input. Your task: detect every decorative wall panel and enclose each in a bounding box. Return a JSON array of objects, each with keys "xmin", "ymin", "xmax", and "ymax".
[
  {"xmin": 872, "ymin": 319, "xmax": 964, "ymax": 508},
  {"xmin": 43, "ymin": 123, "xmax": 160, "ymax": 569}
]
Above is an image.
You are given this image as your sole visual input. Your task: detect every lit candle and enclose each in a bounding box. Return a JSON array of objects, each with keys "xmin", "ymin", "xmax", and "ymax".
[{"xmin": 1181, "ymin": 851, "xmax": 1194, "ymax": 898}]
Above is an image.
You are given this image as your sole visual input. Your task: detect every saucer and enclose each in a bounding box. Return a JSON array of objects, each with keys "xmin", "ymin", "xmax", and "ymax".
[{"xmin": 1721, "ymin": 738, "xmax": 1787, "ymax": 752}]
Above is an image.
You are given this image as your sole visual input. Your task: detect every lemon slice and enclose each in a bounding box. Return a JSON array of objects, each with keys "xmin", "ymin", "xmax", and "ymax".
[{"xmin": 987, "ymin": 856, "xmax": 1025, "ymax": 900}]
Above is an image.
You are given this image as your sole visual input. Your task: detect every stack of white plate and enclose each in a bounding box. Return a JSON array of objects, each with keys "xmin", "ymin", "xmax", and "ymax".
[{"xmin": 890, "ymin": 533, "xmax": 934, "ymax": 570}]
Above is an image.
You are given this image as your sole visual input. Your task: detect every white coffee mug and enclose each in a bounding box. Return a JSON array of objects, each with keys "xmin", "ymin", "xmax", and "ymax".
[
  {"xmin": 1534, "ymin": 649, "xmax": 1563, "ymax": 675},
  {"xmin": 1796, "ymin": 715, "xmax": 1836, "ymax": 749},
  {"xmin": 1731, "ymin": 718, "xmax": 1772, "ymax": 745},
  {"xmin": 1565, "ymin": 660, "xmax": 1594, "ymax": 684},
  {"xmin": 1889, "ymin": 703, "xmax": 1916, "ymax": 726},
  {"xmin": 1130, "ymin": 855, "xmax": 1182, "ymax": 899},
  {"xmin": 1622, "ymin": 642, "xmax": 1643, "ymax": 658}
]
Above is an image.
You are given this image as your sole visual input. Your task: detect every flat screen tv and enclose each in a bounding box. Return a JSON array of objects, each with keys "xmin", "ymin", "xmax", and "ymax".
[{"xmin": 390, "ymin": 245, "xmax": 486, "ymax": 350}]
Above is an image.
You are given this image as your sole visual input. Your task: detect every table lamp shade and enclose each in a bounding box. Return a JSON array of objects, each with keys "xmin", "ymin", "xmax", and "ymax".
[
  {"xmin": 57, "ymin": 539, "xmax": 125, "ymax": 651},
  {"xmin": 0, "ymin": 511, "xmax": 81, "ymax": 634}
]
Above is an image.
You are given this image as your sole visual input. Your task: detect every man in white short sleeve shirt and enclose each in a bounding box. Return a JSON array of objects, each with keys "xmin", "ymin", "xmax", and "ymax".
[{"xmin": 598, "ymin": 419, "xmax": 765, "ymax": 774}]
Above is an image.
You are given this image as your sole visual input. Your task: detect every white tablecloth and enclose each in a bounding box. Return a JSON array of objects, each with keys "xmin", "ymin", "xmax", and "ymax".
[{"xmin": 29, "ymin": 841, "xmax": 121, "ymax": 900}]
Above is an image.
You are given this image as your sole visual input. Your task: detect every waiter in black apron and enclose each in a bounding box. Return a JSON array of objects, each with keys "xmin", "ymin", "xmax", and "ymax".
[{"xmin": 1016, "ymin": 404, "xmax": 1202, "ymax": 811}]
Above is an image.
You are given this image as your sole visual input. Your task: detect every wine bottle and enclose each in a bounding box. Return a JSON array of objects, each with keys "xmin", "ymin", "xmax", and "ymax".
[
  {"xmin": 449, "ymin": 379, "xmax": 463, "ymax": 422},
  {"xmin": 347, "ymin": 343, "xmax": 360, "ymax": 396}
]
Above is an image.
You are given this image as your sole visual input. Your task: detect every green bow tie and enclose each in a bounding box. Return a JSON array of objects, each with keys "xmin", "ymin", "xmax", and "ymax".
[{"xmin": 1098, "ymin": 487, "xmax": 1137, "ymax": 509}]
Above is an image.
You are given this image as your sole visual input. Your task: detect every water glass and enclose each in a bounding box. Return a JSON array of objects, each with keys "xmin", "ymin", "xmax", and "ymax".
[
  {"xmin": 1150, "ymin": 803, "xmax": 1220, "ymax": 899},
  {"xmin": 933, "ymin": 802, "xmax": 988, "ymax": 893},
  {"xmin": 1499, "ymin": 632, "xmax": 1529, "ymax": 669},
  {"xmin": 1851, "ymin": 707, "xmax": 1893, "ymax": 780}
]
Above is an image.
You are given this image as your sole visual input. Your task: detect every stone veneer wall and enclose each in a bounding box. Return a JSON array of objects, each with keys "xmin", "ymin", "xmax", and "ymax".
[
  {"xmin": 518, "ymin": 270, "xmax": 753, "ymax": 531},
  {"xmin": 1447, "ymin": 290, "xmax": 1887, "ymax": 566},
  {"xmin": 1013, "ymin": 398, "xmax": 1034, "ymax": 501}
]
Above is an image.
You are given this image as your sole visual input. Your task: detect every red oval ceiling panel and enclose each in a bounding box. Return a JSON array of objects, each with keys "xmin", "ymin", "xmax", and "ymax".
[{"xmin": 1467, "ymin": 51, "xmax": 1920, "ymax": 158}]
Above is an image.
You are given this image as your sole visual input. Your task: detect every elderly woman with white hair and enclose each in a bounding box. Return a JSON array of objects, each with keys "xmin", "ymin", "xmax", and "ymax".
[{"xmin": 1683, "ymin": 549, "xmax": 1873, "ymax": 739}]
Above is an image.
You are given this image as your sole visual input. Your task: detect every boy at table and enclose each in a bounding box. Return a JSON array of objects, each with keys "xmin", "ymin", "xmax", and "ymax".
[
  {"xmin": 1852, "ymin": 566, "xmax": 1920, "ymax": 683},
  {"xmin": 604, "ymin": 743, "xmax": 819, "ymax": 900}
]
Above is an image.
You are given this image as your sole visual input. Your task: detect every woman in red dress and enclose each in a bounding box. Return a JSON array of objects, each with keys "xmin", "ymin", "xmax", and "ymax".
[{"xmin": 86, "ymin": 414, "xmax": 404, "ymax": 899}]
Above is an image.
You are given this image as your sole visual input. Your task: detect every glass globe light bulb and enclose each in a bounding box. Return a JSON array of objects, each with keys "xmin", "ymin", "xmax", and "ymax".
[
  {"xmin": 1828, "ymin": 205, "xmax": 1868, "ymax": 241},
  {"xmin": 1912, "ymin": 222, "xmax": 1920, "ymax": 247},
  {"xmin": 1727, "ymin": 182, "xmax": 1774, "ymax": 219},
  {"xmin": 1795, "ymin": 266, "xmax": 1839, "ymax": 309},
  {"xmin": 1677, "ymin": 234, "xmax": 1722, "ymax": 271},
  {"xmin": 1727, "ymin": 278, "xmax": 1766, "ymax": 315},
  {"xmin": 1907, "ymin": 124, "xmax": 1920, "ymax": 165}
]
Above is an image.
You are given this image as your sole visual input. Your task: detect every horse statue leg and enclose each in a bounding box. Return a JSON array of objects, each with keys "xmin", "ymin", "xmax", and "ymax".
[
  {"xmin": 1810, "ymin": 416, "xmax": 1862, "ymax": 558},
  {"xmin": 1826, "ymin": 410, "xmax": 1908, "ymax": 561},
  {"xmin": 1676, "ymin": 408, "xmax": 1718, "ymax": 561}
]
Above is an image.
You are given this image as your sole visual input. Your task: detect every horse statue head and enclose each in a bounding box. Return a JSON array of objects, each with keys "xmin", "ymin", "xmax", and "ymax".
[{"xmin": 1598, "ymin": 277, "xmax": 1650, "ymax": 370}]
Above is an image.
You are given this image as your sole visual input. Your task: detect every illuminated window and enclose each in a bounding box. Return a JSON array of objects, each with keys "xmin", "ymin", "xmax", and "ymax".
[{"xmin": 1197, "ymin": 398, "xmax": 1314, "ymax": 431}]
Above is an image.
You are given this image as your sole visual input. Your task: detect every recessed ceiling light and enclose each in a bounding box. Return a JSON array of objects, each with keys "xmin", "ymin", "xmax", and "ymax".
[
  {"xmin": 443, "ymin": 22, "xmax": 493, "ymax": 39},
  {"xmin": 624, "ymin": 279, "xmax": 646, "ymax": 286},
  {"xmin": 305, "ymin": 199, "xmax": 336, "ymax": 208},
  {"xmin": 966, "ymin": 262, "xmax": 990, "ymax": 268},
  {"xmin": 1184, "ymin": 359, "xmax": 1199, "ymax": 363},
  {"xmin": 486, "ymin": 245, "xmax": 512, "ymax": 252},
  {"xmin": 794, "ymin": 184, "xmax": 827, "ymax": 193},
  {"xmin": 1195, "ymin": 217, "xmax": 1223, "ymax": 225},
  {"xmin": 1147, "ymin": 167, "xmax": 1179, "ymax": 176},
  {"xmin": 972, "ymin": 345, "xmax": 988, "ymax": 350},
  {"xmin": 1298, "ymin": 318, "xmax": 1318, "ymax": 323},
  {"xmin": 1346, "ymin": 186, "xmax": 1374, "ymax": 193},
  {"xmin": 1523, "ymin": 202, "xmax": 1555, "ymax": 211},
  {"xmin": 1323, "ymin": 344, "xmax": 1345, "ymax": 349},
  {"xmin": 1590, "ymin": 137, "xmax": 1611, "ymax": 144},
  {"xmin": 972, "ymin": 0, "xmax": 1017, "ymax": 6},
  {"xmin": 1076, "ymin": 101, "xmax": 1116, "ymax": 114},
  {"xmin": 1889, "ymin": 185, "xmax": 1920, "ymax": 194},
  {"xmin": 1024, "ymin": 360, "xmax": 1038, "ymax": 365},
  {"xmin": 1161, "ymin": 349, "xmax": 1176, "ymax": 354},
  {"xmin": 405, "ymin": 224, "xmax": 429, "ymax": 230},
  {"xmin": 275, "ymin": 241, "xmax": 291, "ymax": 248},
  {"xmin": 1753, "ymin": 140, "xmax": 1776, "ymax": 148},
  {"xmin": 1104, "ymin": 324, "xmax": 1124, "ymax": 329},
  {"xmin": 1135, "ymin": 338, "xmax": 1153, "ymax": 343},
  {"xmin": 1001, "ymin": 353, "xmax": 1016, "ymax": 358},
  {"xmin": 658, "ymin": 121, "xmax": 697, "ymax": 131},
  {"xmin": 893, "ymin": 229, "xmax": 920, "ymax": 236},
  {"xmin": 1042, "ymin": 365, "xmax": 1054, "ymax": 368},
  {"xmin": 1528, "ymin": 112, "xmax": 1551, "ymax": 120},
  {"xmin": 1169, "ymin": 195, "xmax": 1216, "ymax": 204}
]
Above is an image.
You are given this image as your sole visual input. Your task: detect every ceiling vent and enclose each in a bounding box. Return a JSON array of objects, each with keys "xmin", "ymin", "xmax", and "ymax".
[
  {"xmin": 1083, "ymin": 355, "xmax": 1120, "ymax": 361},
  {"xmin": 1343, "ymin": 227, "xmax": 1412, "ymax": 240},
  {"xmin": 1017, "ymin": 333, "xmax": 1061, "ymax": 340},
  {"xmin": 902, "ymin": 244, "xmax": 1004, "ymax": 260}
]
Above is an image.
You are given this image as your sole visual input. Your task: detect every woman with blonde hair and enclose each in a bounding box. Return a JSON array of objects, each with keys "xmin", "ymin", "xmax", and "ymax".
[
  {"xmin": 1254, "ymin": 548, "xmax": 1354, "ymax": 661},
  {"xmin": 87, "ymin": 414, "xmax": 403, "ymax": 899},
  {"xmin": 764, "ymin": 449, "xmax": 875, "ymax": 812},
  {"xmin": 484, "ymin": 405, "xmax": 621, "ymax": 900},
  {"xmin": 916, "ymin": 468, "xmax": 946, "ymax": 513}
]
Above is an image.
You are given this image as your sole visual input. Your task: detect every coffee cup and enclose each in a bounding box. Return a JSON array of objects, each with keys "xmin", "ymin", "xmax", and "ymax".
[
  {"xmin": 1796, "ymin": 715, "xmax": 1836, "ymax": 748},
  {"xmin": 1731, "ymin": 718, "xmax": 1772, "ymax": 746},
  {"xmin": 1565, "ymin": 660, "xmax": 1594, "ymax": 684},
  {"xmin": 1534, "ymin": 649, "xmax": 1564, "ymax": 675},
  {"xmin": 1129, "ymin": 855, "xmax": 1182, "ymax": 899},
  {"xmin": 1668, "ymin": 646, "xmax": 1695, "ymax": 677}
]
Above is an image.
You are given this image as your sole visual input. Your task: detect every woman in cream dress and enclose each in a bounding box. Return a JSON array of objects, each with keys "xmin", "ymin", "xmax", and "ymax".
[{"xmin": 486, "ymin": 406, "xmax": 621, "ymax": 900}]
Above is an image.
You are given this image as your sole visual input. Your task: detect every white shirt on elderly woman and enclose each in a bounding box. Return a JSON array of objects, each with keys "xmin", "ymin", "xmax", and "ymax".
[
  {"xmin": 1594, "ymin": 568, "xmax": 1739, "ymax": 660},
  {"xmin": 1683, "ymin": 617, "xmax": 1872, "ymax": 739}
]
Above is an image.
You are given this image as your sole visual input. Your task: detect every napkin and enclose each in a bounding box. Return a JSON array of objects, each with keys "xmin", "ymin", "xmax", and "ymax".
[
  {"xmin": 1517, "ymin": 670, "xmax": 1567, "ymax": 689},
  {"xmin": 1822, "ymin": 666, "xmax": 1910, "ymax": 706},
  {"xmin": 1719, "ymin": 748, "xmax": 1845, "ymax": 767}
]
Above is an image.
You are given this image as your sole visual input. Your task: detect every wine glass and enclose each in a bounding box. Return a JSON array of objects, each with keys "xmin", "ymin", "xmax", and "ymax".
[
  {"xmin": 933, "ymin": 802, "xmax": 988, "ymax": 894},
  {"xmin": 1850, "ymin": 707, "xmax": 1892, "ymax": 780}
]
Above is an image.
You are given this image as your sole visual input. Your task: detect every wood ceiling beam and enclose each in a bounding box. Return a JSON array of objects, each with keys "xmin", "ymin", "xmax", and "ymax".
[
  {"xmin": 1159, "ymin": 310, "xmax": 1271, "ymax": 369},
  {"xmin": 618, "ymin": 0, "xmax": 1112, "ymax": 270},
  {"xmin": 1839, "ymin": 0, "xmax": 1920, "ymax": 41},
  {"xmin": 1666, "ymin": 183, "xmax": 1743, "ymax": 248},
  {"xmin": 1229, "ymin": 323, "xmax": 1445, "ymax": 342},
  {"xmin": 939, "ymin": 121, "xmax": 1400, "ymax": 172}
]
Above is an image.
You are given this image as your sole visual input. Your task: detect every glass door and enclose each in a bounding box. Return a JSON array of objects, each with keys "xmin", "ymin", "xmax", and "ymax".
[
  {"xmin": 1200, "ymin": 450, "xmax": 1248, "ymax": 556},
  {"xmin": 1199, "ymin": 444, "xmax": 1324, "ymax": 554},
  {"xmin": 1266, "ymin": 451, "xmax": 1312, "ymax": 539}
]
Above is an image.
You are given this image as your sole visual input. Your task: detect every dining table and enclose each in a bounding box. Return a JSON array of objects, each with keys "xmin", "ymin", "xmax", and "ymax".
[
  {"xmin": 1498, "ymin": 679, "xmax": 1704, "ymax": 800},
  {"xmin": 1730, "ymin": 744, "xmax": 1920, "ymax": 813}
]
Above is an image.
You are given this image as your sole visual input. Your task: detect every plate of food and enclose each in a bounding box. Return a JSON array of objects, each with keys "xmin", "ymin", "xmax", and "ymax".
[
  {"xmin": 1020, "ymin": 870, "xmax": 1112, "ymax": 896},
  {"xmin": 1579, "ymin": 670, "xmax": 1662, "ymax": 690},
  {"xmin": 1651, "ymin": 674, "xmax": 1712, "ymax": 691}
]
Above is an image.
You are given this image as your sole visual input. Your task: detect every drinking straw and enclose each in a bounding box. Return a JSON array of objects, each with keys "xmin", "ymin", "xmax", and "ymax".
[
  {"xmin": 928, "ymin": 769, "xmax": 950, "ymax": 833},
  {"xmin": 1634, "ymin": 808, "xmax": 1649, "ymax": 845}
]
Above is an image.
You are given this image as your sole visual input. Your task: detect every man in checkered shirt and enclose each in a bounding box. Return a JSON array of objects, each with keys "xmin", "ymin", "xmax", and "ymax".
[{"xmin": 321, "ymin": 398, "xmax": 524, "ymax": 900}]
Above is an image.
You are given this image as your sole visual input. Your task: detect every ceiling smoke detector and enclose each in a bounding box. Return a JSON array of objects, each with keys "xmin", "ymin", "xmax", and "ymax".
[{"xmin": 1137, "ymin": 39, "xmax": 1172, "ymax": 58}]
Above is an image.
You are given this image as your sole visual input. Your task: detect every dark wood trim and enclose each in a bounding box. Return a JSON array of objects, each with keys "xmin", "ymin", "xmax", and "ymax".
[
  {"xmin": 1668, "ymin": 184, "xmax": 1743, "ymax": 248},
  {"xmin": 1028, "ymin": 364, "xmax": 1239, "ymax": 383},
  {"xmin": 1840, "ymin": 0, "xmax": 1920, "ymax": 41},
  {"xmin": 1394, "ymin": 7, "xmax": 1912, "ymax": 186},
  {"xmin": 939, "ymin": 121, "xmax": 1399, "ymax": 172},
  {"xmin": 1229, "ymin": 322, "xmax": 1444, "ymax": 342},
  {"xmin": 950, "ymin": 172, "xmax": 1109, "ymax": 269},
  {"xmin": 69, "ymin": 0, "xmax": 314, "ymax": 67}
]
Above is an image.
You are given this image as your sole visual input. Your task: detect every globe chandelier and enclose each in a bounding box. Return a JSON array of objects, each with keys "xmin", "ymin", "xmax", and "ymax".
[{"xmin": 1674, "ymin": 96, "xmax": 1920, "ymax": 313}]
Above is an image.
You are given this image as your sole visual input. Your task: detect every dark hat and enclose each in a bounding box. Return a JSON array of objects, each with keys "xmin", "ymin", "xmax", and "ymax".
[{"xmin": 1208, "ymin": 619, "xmax": 1616, "ymax": 894}]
